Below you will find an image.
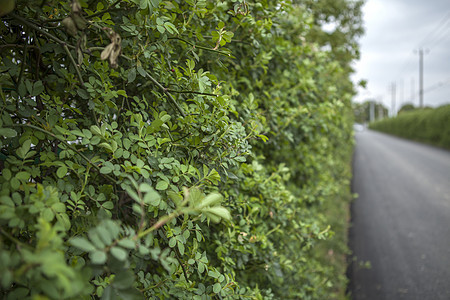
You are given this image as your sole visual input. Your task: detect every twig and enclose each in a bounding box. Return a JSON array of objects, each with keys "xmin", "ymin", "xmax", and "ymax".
[
  {"xmin": 167, "ymin": 37, "xmax": 232, "ymax": 57},
  {"xmin": 18, "ymin": 42, "xmax": 28, "ymax": 84},
  {"xmin": 11, "ymin": 14, "xmax": 66, "ymax": 45},
  {"xmin": 10, "ymin": 14, "xmax": 84, "ymax": 85},
  {"xmin": 85, "ymin": 0, "xmax": 122, "ymax": 20},
  {"xmin": 160, "ymin": 229, "xmax": 189, "ymax": 281},
  {"xmin": 0, "ymin": 228, "xmax": 32, "ymax": 250},
  {"xmin": 0, "ymin": 44, "xmax": 40, "ymax": 51},
  {"xmin": 144, "ymin": 71, "xmax": 186, "ymax": 118},
  {"xmin": 137, "ymin": 211, "xmax": 181, "ymax": 239},
  {"xmin": 166, "ymin": 89, "xmax": 219, "ymax": 97},
  {"xmin": 62, "ymin": 43, "xmax": 84, "ymax": 85}
]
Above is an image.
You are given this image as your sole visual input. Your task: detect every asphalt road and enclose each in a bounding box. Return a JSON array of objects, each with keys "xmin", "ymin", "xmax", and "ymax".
[{"xmin": 349, "ymin": 130, "xmax": 450, "ymax": 300}]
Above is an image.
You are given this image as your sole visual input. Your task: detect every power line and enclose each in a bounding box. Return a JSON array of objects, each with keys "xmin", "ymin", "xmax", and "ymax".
[
  {"xmin": 428, "ymin": 24, "xmax": 450, "ymax": 50},
  {"xmin": 409, "ymin": 78, "xmax": 450, "ymax": 98},
  {"xmin": 418, "ymin": 11, "xmax": 450, "ymax": 47},
  {"xmin": 395, "ymin": 11, "xmax": 450, "ymax": 80}
]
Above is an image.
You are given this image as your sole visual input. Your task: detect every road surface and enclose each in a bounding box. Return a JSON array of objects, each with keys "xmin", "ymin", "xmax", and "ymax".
[{"xmin": 349, "ymin": 130, "xmax": 450, "ymax": 300}]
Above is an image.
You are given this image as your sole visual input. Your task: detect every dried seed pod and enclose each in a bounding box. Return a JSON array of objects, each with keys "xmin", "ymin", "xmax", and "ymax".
[
  {"xmin": 101, "ymin": 30, "xmax": 122, "ymax": 69},
  {"xmin": 62, "ymin": 16, "xmax": 78, "ymax": 36}
]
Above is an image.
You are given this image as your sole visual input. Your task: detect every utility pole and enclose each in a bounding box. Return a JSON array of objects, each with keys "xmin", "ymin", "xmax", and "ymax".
[
  {"xmin": 419, "ymin": 48, "xmax": 424, "ymax": 107},
  {"xmin": 391, "ymin": 82, "xmax": 396, "ymax": 117},
  {"xmin": 411, "ymin": 77, "xmax": 415, "ymax": 102},
  {"xmin": 416, "ymin": 48, "xmax": 429, "ymax": 107},
  {"xmin": 399, "ymin": 79, "xmax": 404, "ymax": 110}
]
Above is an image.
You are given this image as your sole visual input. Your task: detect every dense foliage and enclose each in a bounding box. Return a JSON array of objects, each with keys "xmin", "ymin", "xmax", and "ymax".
[
  {"xmin": 370, "ymin": 104, "xmax": 450, "ymax": 149},
  {"xmin": 0, "ymin": 0, "xmax": 362, "ymax": 299}
]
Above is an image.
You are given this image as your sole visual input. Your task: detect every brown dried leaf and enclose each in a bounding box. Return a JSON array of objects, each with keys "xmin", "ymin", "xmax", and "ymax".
[
  {"xmin": 101, "ymin": 30, "xmax": 122, "ymax": 68},
  {"xmin": 71, "ymin": 0, "xmax": 82, "ymax": 14},
  {"xmin": 101, "ymin": 43, "xmax": 114, "ymax": 61}
]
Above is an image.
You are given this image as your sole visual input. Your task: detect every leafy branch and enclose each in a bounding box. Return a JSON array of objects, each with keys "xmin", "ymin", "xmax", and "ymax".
[
  {"xmin": 8, "ymin": 123, "xmax": 118, "ymax": 185},
  {"xmin": 168, "ymin": 37, "xmax": 233, "ymax": 57},
  {"xmin": 166, "ymin": 89, "xmax": 219, "ymax": 97}
]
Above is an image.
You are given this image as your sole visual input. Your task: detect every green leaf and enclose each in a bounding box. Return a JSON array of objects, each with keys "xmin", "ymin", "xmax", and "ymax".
[
  {"xmin": 70, "ymin": 237, "xmax": 96, "ymax": 252},
  {"xmin": 32, "ymin": 81, "xmax": 44, "ymax": 96},
  {"xmin": 42, "ymin": 208, "xmax": 54, "ymax": 221},
  {"xmin": 164, "ymin": 22, "xmax": 178, "ymax": 34},
  {"xmin": 20, "ymin": 139, "xmax": 31, "ymax": 157},
  {"xmin": 102, "ymin": 201, "xmax": 114, "ymax": 210},
  {"xmin": 56, "ymin": 213, "xmax": 71, "ymax": 231},
  {"xmin": 168, "ymin": 237, "xmax": 176, "ymax": 248},
  {"xmin": 10, "ymin": 177, "xmax": 20, "ymax": 190},
  {"xmin": 56, "ymin": 165, "xmax": 68, "ymax": 178},
  {"xmin": 90, "ymin": 250, "xmax": 107, "ymax": 264},
  {"xmin": 143, "ymin": 188, "xmax": 161, "ymax": 206},
  {"xmin": 199, "ymin": 193, "xmax": 222, "ymax": 208},
  {"xmin": 156, "ymin": 25, "xmax": 165, "ymax": 33},
  {"xmin": 110, "ymin": 246, "xmax": 127, "ymax": 261},
  {"xmin": 150, "ymin": 0, "xmax": 160, "ymax": 8},
  {"xmin": 168, "ymin": 191, "xmax": 182, "ymax": 207},
  {"xmin": 155, "ymin": 180, "xmax": 168, "ymax": 191},
  {"xmin": 2, "ymin": 168, "xmax": 12, "ymax": 180},
  {"xmin": 118, "ymin": 239, "xmax": 136, "ymax": 249},
  {"xmin": 113, "ymin": 271, "xmax": 135, "ymax": 289},
  {"xmin": 0, "ymin": 128, "xmax": 17, "ymax": 138},
  {"xmin": 51, "ymin": 202, "xmax": 66, "ymax": 213},
  {"xmin": 128, "ymin": 67, "xmax": 136, "ymax": 83},
  {"xmin": 136, "ymin": 66, "xmax": 146, "ymax": 77},
  {"xmin": 77, "ymin": 88, "xmax": 90, "ymax": 99},
  {"xmin": 15, "ymin": 171, "xmax": 30, "ymax": 181},
  {"xmin": 203, "ymin": 207, "xmax": 231, "ymax": 223},
  {"xmin": 177, "ymin": 240, "xmax": 185, "ymax": 255},
  {"xmin": 82, "ymin": 129, "xmax": 93, "ymax": 138},
  {"xmin": 100, "ymin": 166, "xmax": 112, "ymax": 174},
  {"xmin": 25, "ymin": 80, "xmax": 33, "ymax": 94},
  {"xmin": 213, "ymin": 283, "xmax": 221, "ymax": 294},
  {"xmin": 198, "ymin": 262, "xmax": 205, "ymax": 273}
]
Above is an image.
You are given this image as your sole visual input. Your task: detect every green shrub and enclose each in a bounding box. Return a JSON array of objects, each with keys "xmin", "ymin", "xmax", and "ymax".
[
  {"xmin": 370, "ymin": 105, "xmax": 450, "ymax": 148},
  {"xmin": 0, "ymin": 0, "xmax": 360, "ymax": 299}
]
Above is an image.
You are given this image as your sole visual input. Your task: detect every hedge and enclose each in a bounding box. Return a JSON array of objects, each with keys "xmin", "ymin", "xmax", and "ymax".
[
  {"xmin": 0, "ymin": 1, "xmax": 360, "ymax": 299},
  {"xmin": 369, "ymin": 105, "xmax": 450, "ymax": 149}
]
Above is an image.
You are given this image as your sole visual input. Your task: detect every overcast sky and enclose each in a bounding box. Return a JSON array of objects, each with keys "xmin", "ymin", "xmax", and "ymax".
[{"xmin": 352, "ymin": 0, "xmax": 450, "ymax": 114}]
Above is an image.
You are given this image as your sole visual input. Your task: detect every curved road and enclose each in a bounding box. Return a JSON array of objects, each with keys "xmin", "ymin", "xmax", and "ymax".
[{"xmin": 349, "ymin": 130, "xmax": 450, "ymax": 300}]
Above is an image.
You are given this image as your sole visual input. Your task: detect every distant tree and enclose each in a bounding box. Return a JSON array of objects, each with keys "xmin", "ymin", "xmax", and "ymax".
[
  {"xmin": 305, "ymin": 0, "xmax": 365, "ymax": 72},
  {"xmin": 353, "ymin": 100, "xmax": 389, "ymax": 123},
  {"xmin": 398, "ymin": 103, "xmax": 416, "ymax": 114}
]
